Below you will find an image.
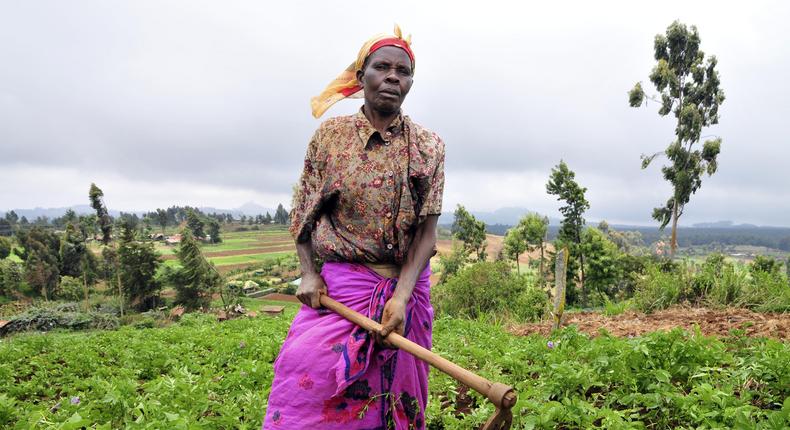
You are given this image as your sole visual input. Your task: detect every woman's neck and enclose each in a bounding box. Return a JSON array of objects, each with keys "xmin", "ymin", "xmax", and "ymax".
[{"xmin": 362, "ymin": 105, "xmax": 399, "ymax": 133}]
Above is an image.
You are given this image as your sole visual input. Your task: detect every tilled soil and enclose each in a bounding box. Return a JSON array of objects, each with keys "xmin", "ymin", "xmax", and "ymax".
[{"xmin": 509, "ymin": 306, "xmax": 790, "ymax": 340}]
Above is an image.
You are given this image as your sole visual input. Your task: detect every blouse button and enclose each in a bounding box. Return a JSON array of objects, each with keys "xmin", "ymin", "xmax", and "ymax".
[
  {"xmin": 387, "ymin": 171, "xmax": 394, "ymax": 177},
  {"xmin": 385, "ymin": 131, "xmax": 392, "ymax": 136},
  {"xmin": 384, "ymin": 141, "xmax": 391, "ymax": 146},
  {"xmin": 386, "ymin": 243, "xmax": 394, "ymax": 250}
]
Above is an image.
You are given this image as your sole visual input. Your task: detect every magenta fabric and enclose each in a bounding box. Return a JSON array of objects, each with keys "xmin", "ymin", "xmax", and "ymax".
[{"xmin": 262, "ymin": 261, "xmax": 434, "ymax": 429}]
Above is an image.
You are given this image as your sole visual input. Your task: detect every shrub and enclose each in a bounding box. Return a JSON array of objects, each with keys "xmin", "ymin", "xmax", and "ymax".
[
  {"xmin": 0, "ymin": 306, "xmax": 119, "ymax": 336},
  {"xmin": 0, "ymin": 237, "xmax": 11, "ymax": 259},
  {"xmin": 57, "ymin": 275, "xmax": 86, "ymax": 302},
  {"xmin": 437, "ymin": 243, "xmax": 467, "ymax": 284},
  {"xmin": 433, "ymin": 261, "xmax": 546, "ymax": 322},
  {"xmin": 0, "ymin": 260, "xmax": 23, "ymax": 297},
  {"xmin": 750, "ymin": 255, "xmax": 781, "ymax": 276},
  {"xmin": 633, "ymin": 265, "xmax": 685, "ymax": 313},
  {"xmin": 739, "ymin": 270, "xmax": 790, "ymax": 312}
]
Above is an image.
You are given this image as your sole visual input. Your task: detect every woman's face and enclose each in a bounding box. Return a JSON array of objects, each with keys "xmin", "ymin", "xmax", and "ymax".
[{"xmin": 357, "ymin": 46, "xmax": 413, "ymax": 114}]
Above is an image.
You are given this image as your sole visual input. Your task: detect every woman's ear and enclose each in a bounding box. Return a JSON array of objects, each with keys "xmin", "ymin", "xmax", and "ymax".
[{"xmin": 356, "ymin": 69, "xmax": 364, "ymax": 87}]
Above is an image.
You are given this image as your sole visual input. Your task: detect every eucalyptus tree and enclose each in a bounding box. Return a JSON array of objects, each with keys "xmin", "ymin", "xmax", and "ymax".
[
  {"xmin": 629, "ymin": 21, "xmax": 725, "ymax": 258},
  {"xmin": 546, "ymin": 161, "xmax": 590, "ymax": 292}
]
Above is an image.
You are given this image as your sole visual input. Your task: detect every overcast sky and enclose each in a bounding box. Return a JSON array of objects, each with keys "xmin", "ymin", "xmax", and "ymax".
[{"xmin": 1, "ymin": 1, "xmax": 789, "ymax": 226}]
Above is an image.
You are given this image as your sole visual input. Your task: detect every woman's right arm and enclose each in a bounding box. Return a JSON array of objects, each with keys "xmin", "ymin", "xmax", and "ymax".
[
  {"xmin": 291, "ymin": 127, "xmax": 327, "ymax": 309},
  {"xmin": 294, "ymin": 237, "xmax": 326, "ymax": 309}
]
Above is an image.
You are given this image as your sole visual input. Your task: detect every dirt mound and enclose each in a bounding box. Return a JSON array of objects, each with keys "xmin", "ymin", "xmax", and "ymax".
[{"xmin": 510, "ymin": 306, "xmax": 790, "ymax": 340}]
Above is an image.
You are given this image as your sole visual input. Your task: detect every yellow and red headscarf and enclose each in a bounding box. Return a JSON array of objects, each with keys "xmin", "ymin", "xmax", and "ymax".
[{"xmin": 311, "ymin": 25, "xmax": 415, "ymax": 119}]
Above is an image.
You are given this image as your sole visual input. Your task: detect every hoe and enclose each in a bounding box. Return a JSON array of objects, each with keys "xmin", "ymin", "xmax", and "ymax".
[{"xmin": 320, "ymin": 295, "xmax": 517, "ymax": 430}]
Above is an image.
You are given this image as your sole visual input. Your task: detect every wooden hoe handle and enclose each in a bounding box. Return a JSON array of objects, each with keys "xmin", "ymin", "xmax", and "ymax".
[{"xmin": 319, "ymin": 295, "xmax": 517, "ymax": 411}]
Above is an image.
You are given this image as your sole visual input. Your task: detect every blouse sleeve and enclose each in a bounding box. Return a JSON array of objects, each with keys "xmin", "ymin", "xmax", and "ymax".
[
  {"xmin": 419, "ymin": 137, "xmax": 445, "ymax": 218},
  {"xmin": 289, "ymin": 128, "xmax": 324, "ymax": 242}
]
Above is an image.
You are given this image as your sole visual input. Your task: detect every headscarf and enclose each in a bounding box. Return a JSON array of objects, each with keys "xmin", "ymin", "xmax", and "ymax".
[{"xmin": 310, "ymin": 25, "xmax": 415, "ymax": 119}]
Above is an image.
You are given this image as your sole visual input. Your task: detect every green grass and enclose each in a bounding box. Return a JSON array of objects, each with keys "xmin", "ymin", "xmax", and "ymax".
[{"xmin": 1, "ymin": 312, "xmax": 788, "ymax": 429}]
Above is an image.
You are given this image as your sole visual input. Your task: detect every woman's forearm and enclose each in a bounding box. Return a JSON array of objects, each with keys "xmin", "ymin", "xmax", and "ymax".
[
  {"xmin": 393, "ymin": 215, "xmax": 439, "ymax": 304},
  {"xmin": 296, "ymin": 238, "xmax": 319, "ymax": 276}
]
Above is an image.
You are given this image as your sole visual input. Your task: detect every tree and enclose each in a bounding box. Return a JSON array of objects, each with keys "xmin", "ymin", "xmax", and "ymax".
[
  {"xmin": 452, "ymin": 205, "xmax": 487, "ymax": 261},
  {"xmin": 18, "ymin": 227, "xmax": 61, "ymax": 300},
  {"xmin": 520, "ymin": 213, "xmax": 549, "ymax": 286},
  {"xmin": 581, "ymin": 227, "xmax": 622, "ymax": 302},
  {"xmin": 4, "ymin": 210, "xmax": 19, "ymax": 225},
  {"xmin": 186, "ymin": 209, "xmax": 205, "ymax": 239},
  {"xmin": 169, "ymin": 229, "xmax": 220, "ymax": 310},
  {"xmin": 264, "ymin": 212, "xmax": 273, "ymax": 224},
  {"xmin": 19, "ymin": 216, "xmax": 29, "ymax": 226},
  {"xmin": 0, "ymin": 236, "xmax": 12, "ymax": 259},
  {"xmin": 156, "ymin": 208, "xmax": 168, "ymax": 235},
  {"xmin": 206, "ymin": 219, "xmax": 222, "ymax": 244},
  {"xmin": 546, "ymin": 161, "xmax": 590, "ymax": 293},
  {"xmin": 59, "ymin": 224, "xmax": 86, "ymax": 277},
  {"xmin": 274, "ymin": 203, "xmax": 289, "ymax": 225},
  {"xmin": 503, "ymin": 226, "xmax": 527, "ymax": 274},
  {"xmin": 629, "ymin": 21, "xmax": 725, "ymax": 258},
  {"xmin": 117, "ymin": 224, "xmax": 161, "ymax": 311},
  {"xmin": 78, "ymin": 214, "xmax": 98, "ymax": 241},
  {"xmin": 89, "ymin": 183, "xmax": 113, "ymax": 245},
  {"xmin": 0, "ymin": 219, "xmax": 12, "ymax": 237}
]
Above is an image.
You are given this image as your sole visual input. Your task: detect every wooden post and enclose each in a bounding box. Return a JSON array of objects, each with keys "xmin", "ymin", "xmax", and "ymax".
[{"xmin": 552, "ymin": 247, "xmax": 568, "ymax": 331}]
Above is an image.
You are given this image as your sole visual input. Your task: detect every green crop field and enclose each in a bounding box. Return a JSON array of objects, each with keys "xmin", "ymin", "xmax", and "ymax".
[
  {"xmin": 151, "ymin": 227, "xmax": 296, "ymax": 272},
  {"xmin": 1, "ymin": 307, "xmax": 788, "ymax": 429}
]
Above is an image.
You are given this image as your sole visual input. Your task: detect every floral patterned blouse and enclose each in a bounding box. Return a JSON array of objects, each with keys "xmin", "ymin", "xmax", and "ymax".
[{"xmin": 289, "ymin": 108, "xmax": 445, "ymax": 264}]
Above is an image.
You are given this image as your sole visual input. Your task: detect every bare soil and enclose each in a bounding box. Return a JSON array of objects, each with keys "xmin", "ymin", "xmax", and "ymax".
[{"xmin": 509, "ymin": 306, "xmax": 790, "ymax": 340}]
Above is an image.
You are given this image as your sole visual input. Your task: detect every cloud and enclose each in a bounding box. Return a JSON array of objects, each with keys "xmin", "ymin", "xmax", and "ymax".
[{"xmin": 1, "ymin": 1, "xmax": 789, "ymax": 225}]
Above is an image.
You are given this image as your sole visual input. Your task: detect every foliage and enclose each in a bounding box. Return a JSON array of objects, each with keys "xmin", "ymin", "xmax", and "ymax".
[
  {"xmin": 206, "ymin": 219, "xmax": 222, "ymax": 244},
  {"xmin": 89, "ymin": 183, "xmax": 113, "ymax": 245},
  {"xmin": 750, "ymin": 255, "xmax": 781, "ymax": 276},
  {"xmin": 186, "ymin": 209, "xmax": 205, "ymax": 239},
  {"xmin": 168, "ymin": 230, "xmax": 221, "ymax": 310},
  {"xmin": 437, "ymin": 244, "xmax": 468, "ymax": 284},
  {"xmin": 274, "ymin": 203, "xmax": 290, "ymax": 225},
  {"xmin": 546, "ymin": 160, "xmax": 589, "ymax": 295},
  {"xmin": 502, "ymin": 226, "xmax": 527, "ymax": 273},
  {"xmin": 580, "ymin": 227, "xmax": 623, "ymax": 303},
  {"xmin": 0, "ymin": 260, "xmax": 24, "ymax": 297},
  {"xmin": 0, "ymin": 303, "xmax": 119, "ymax": 336},
  {"xmin": 4, "ymin": 309, "xmax": 789, "ymax": 428},
  {"xmin": 117, "ymin": 231, "xmax": 161, "ymax": 311},
  {"xmin": 17, "ymin": 227, "xmax": 61, "ymax": 300},
  {"xmin": 633, "ymin": 255, "xmax": 790, "ymax": 313},
  {"xmin": 629, "ymin": 21, "xmax": 725, "ymax": 257},
  {"xmin": 57, "ymin": 276, "xmax": 87, "ymax": 302},
  {"xmin": 0, "ymin": 236, "xmax": 12, "ymax": 259},
  {"xmin": 433, "ymin": 261, "xmax": 546, "ymax": 322},
  {"xmin": 451, "ymin": 205, "xmax": 487, "ymax": 261}
]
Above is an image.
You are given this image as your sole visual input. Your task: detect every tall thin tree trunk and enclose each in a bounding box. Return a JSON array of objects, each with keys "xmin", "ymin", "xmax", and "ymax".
[
  {"xmin": 83, "ymin": 271, "xmax": 89, "ymax": 311},
  {"xmin": 116, "ymin": 269, "xmax": 124, "ymax": 317},
  {"xmin": 670, "ymin": 200, "xmax": 679, "ymax": 259},
  {"xmin": 539, "ymin": 242, "xmax": 545, "ymax": 288}
]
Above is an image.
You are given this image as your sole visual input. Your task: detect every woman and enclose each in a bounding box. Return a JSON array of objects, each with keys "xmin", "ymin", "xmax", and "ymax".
[{"xmin": 262, "ymin": 26, "xmax": 445, "ymax": 429}]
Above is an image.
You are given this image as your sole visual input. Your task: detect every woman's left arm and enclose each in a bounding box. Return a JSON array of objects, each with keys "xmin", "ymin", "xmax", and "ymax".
[{"xmin": 377, "ymin": 214, "xmax": 439, "ymax": 347}]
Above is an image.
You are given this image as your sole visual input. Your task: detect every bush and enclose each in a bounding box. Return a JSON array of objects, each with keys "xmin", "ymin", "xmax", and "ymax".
[
  {"xmin": 0, "ymin": 237, "xmax": 11, "ymax": 259},
  {"xmin": 0, "ymin": 306, "xmax": 119, "ymax": 336},
  {"xmin": 57, "ymin": 275, "xmax": 86, "ymax": 302},
  {"xmin": 433, "ymin": 261, "xmax": 546, "ymax": 322},
  {"xmin": 633, "ymin": 265, "xmax": 685, "ymax": 313},
  {"xmin": 0, "ymin": 260, "xmax": 23, "ymax": 297},
  {"xmin": 437, "ymin": 243, "xmax": 467, "ymax": 284},
  {"xmin": 739, "ymin": 270, "xmax": 790, "ymax": 313}
]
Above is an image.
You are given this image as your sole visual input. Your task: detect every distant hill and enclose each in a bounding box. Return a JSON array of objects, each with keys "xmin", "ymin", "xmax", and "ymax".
[{"xmin": 2, "ymin": 201, "xmax": 278, "ymax": 220}]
